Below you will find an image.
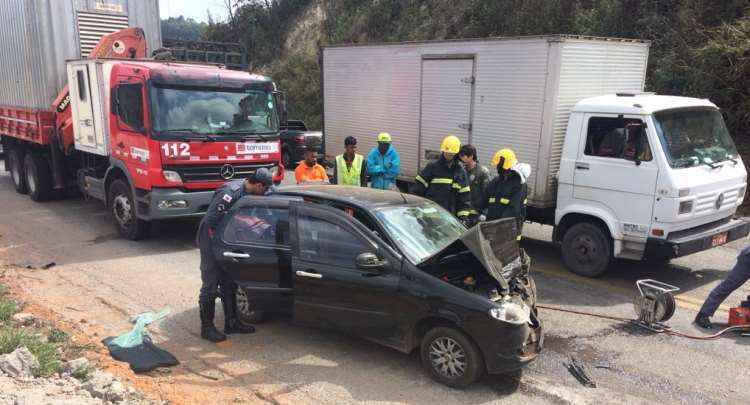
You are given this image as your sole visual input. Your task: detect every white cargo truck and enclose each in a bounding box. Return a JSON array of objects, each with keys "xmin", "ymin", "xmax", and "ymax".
[{"xmin": 322, "ymin": 35, "xmax": 749, "ymax": 276}]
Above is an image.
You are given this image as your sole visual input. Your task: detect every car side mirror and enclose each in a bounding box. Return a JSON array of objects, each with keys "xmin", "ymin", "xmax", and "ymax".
[{"xmin": 356, "ymin": 252, "xmax": 387, "ymax": 272}]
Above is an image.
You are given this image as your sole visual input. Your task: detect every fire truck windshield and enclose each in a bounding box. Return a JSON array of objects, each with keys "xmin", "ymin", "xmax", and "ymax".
[{"xmin": 150, "ymin": 85, "xmax": 279, "ymax": 140}]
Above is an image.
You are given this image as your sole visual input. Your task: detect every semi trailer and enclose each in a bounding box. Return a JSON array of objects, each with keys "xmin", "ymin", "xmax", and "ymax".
[
  {"xmin": 322, "ymin": 35, "xmax": 749, "ymax": 276},
  {"xmin": 0, "ymin": 0, "xmax": 286, "ymax": 240}
]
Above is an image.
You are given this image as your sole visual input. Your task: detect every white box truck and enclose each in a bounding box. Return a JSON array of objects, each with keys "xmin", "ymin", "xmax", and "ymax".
[{"xmin": 322, "ymin": 35, "xmax": 749, "ymax": 276}]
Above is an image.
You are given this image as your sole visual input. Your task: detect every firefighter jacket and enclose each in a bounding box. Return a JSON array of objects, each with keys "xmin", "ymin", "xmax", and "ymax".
[
  {"xmin": 412, "ymin": 155, "xmax": 472, "ymax": 218},
  {"xmin": 477, "ymin": 163, "xmax": 531, "ymax": 228}
]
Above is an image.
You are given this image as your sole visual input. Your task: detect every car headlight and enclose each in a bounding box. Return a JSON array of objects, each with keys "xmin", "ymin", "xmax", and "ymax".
[
  {"xmin": 163, "ymin": 170, "xmax": 182, "ymax": 183},
  {"xmin": 489, "ymin": 300, "xmax": 531, "ymax": 325},
  {"xmin": 678, "ymin": 200, "xmax": 693, "ymax": 214}
]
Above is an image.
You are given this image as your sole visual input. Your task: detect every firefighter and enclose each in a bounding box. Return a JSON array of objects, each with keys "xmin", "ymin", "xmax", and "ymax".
[
  {"xmin": 477, "ymin": 149, "xmax": 531, "ymax": 236},
  {"xmin": 411, "ymin": 135, "xmax": 472, "ymax": 223},
  {"xmin": 459, "ymin": 144, "xmax": 492, "ymax": 227},
  {"xmin": 197, "ymin": 168, "xmax": 273, "ymax": 342},
  {"xmin": 367, "ymin": 132, "xmax": 400, "ymax": 190},
  {"xmin": 332, "ymin": 136, "xmax": 367, "ymax": 186}
]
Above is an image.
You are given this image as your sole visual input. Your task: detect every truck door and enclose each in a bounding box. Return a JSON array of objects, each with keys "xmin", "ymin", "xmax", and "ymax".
[
  {"xmin": 290, "ymin": 203, "xmax": 401, "ymax": 342},
  {"xmin": 418, "ymin": 57, "xmax": 475, "ymax": 169},
  {"xmin": 110, "ymin": 74, "xmax": 151, "ymax": 189},
  {"xmin": 572, "ymin": 115, "xmax": 659, "ymax": 243}
]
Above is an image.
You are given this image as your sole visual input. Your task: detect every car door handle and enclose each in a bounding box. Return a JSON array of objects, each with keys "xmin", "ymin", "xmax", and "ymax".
[
  {"xmin": 575, "ymin": 162, "xmax": 590, "ymax": 170},
  {"xmin": 296, "ymin": 270, "xmax": 322, "ymax": 279},
  {"xmin": 223, "ymin": 252, "xmax": 250, "ymax": 259}
]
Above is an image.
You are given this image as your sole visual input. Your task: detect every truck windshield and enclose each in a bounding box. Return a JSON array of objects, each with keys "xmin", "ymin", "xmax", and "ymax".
[
  {"xmin": 653, "ymin": 108, "xmax": 739, "ymax": 168},
  {"xmin": 150, "ymin": 85, "xmax": 279, "ymax": 140},
  {"xmin": 374, "ymin": 203, "xmax": 465, "ymax": 264}
]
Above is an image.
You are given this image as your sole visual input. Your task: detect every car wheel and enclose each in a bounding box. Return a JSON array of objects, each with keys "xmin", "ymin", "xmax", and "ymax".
[
  {"xmin": 420, "ymin": 326, "xmax": 484, "ymax": 388},
  {"xmin": 561, "ymin": 222, "xmax": 611, "ymax": 277},
  {"xmin": 24, "ymin": 152, "xmax": 53, "ymax": 202},
  {"xmin": 282, "ymin": 149, "xmax": 292, "ymax": 169},
  {"xmin": 108, "ymin": 179, "xmax": 150, "ymax": 240},
  {"xmin": 235, "ymin": 288, "xmax": 266, "ymax": 324},
  {"xmin": 8, "ymin": 147, "xmax": 27, "ymax": 194}
]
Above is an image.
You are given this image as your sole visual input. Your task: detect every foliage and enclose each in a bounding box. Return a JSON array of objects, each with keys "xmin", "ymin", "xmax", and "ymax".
[
  {"xmin": 0, "ymin": 327, "xmax": 62, "ymax": 377},
  {"xmin": 71, "ymin": 365, "xmax": 93, "ymax": 382},
  {"xmin": 161, "ymin": 16, "xmax": 207, "ymax": 41},
  {"xmin": 47, "ymin": 328, "xmax": 69, "ymax": 344}
]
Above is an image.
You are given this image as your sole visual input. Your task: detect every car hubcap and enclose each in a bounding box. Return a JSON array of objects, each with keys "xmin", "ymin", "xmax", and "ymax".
[
  {"xmin": 573, "ymin": 235, "xmax": 597, "ymax": 264},
  {"xmin": 429, "ymin": 337, "xmax": 466, "ymax": 378},
  {"xmin": 236, "ymin": 289, "xmax": 250, "ymax": 317},
  {"xmin": 113, "ymin": 194, "xmax": 133, "ymax": 227}
]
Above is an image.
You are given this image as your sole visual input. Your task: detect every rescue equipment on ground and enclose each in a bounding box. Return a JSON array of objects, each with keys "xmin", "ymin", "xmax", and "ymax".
[{"xmin": 728, "ymin": 295, "xmax": 750, "ymax": 327}]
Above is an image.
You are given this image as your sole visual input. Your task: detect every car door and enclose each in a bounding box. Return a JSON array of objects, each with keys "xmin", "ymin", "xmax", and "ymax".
[
  {"xmin": 572, "ymin": 115, "xmax": 659, "ymax": 241},
  {"xmin": 290, "ymin": 202, "xmax": 402, "ymax": 342},
  {"xmin": 214, "ymin": 196, "xmax": 294, "ymax": 310}
]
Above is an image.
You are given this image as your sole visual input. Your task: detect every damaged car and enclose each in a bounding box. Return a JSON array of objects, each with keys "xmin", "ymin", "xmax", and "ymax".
[{"xmin": 213, "ymin": 185, "xmax": 542, "ymax": 387}]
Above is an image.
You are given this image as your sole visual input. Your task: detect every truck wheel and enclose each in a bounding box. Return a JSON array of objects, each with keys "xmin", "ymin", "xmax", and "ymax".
[
  {"xmin": 561, "ymin": 222, "xmax": 611, "ymax": 277},
  {"xmin": 108, "ymin": 179, "xmax": 150, "ymax": 240},
  {"xmin": 8, "ymin": 148, "xmax": 27, "ymax": 194},
  {"xmin": 236, "ymin": 289, "xmax": 266, "ymax": 324},
  {"xmin": 24, "ymin": 153, "xmax": 52, "ymax": 201},
  {"xmin": 420, "ymin": 326, "xmax": 484, "ymax": 388}
]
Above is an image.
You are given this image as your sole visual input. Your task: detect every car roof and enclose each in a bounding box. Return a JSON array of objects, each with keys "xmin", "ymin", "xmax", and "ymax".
[{"xmin": 273, "ymin": 185, "xmax": 427, "ymax": 210}]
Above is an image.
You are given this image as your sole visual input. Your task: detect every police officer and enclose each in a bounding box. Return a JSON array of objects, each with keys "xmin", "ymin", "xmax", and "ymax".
[
  {"xmin": 694, "ymin": 245, "xmax": 750, "ymax": 329},
  {"xmin": 477, "ymin": 149, "xmax": 531, "ymax": 235},
  {"xmin": 197, "ymin": 168, "xmax": 273, "ymax": 342},
  {"xmin": 412, "ymin": 135, "xmax": 472, "ymax": 223}
]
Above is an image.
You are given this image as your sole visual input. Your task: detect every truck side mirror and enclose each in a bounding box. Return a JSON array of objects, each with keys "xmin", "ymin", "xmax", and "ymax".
[{"xmin": 274, "ymin": 91, "xmax": 288, "ymax": 128}]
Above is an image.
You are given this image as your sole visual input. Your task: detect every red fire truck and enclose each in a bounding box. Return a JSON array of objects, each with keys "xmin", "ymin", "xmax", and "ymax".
[{"xmin": 1, "ymin": 28, "xmax": 286, "ymax": 239}]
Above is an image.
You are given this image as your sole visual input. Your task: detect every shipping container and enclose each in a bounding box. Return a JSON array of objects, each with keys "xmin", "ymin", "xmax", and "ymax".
[
  {"xmin": 0, "ymin": 0, "xmax": 161, "ymax": 110},
  {"xmin": 322, "ymin": 36, "xmax": 650, "ymax": 207}
]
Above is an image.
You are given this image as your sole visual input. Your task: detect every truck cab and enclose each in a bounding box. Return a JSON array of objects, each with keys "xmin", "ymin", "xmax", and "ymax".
[{"xmin": 555, "ymin": 93, "xmax": 748, "ymax": 276}]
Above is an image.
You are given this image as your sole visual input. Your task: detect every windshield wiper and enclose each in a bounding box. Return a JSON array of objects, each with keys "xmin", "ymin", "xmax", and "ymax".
[
  {"xmin": 159, "ymin": 129, "xmax": 216, "ymax": 142},
  {"xmin": 217, "ymin": 129, "xmax": 275, "ymax": 142}
]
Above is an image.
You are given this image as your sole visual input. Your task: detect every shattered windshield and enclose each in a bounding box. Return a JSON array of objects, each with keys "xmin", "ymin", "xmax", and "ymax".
[
  {"xmin": 374, "ymin": 203, "xmax": 465, "ymax": 264},
  {"xmin": 653, "ymin": 108, "xmax": 738, "ymax": 168},
  {"xmin": 150, "ymin": 85, "xmax": 278, "ymax": 140}
]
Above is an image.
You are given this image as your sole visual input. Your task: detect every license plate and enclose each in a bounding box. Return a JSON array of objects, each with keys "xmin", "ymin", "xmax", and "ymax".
[{"xmin": 711, "ymin": 232, "xmax": 728, "ymax": 247}]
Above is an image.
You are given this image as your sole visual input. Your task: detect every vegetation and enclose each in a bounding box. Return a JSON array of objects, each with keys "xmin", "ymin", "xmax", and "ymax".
[
  {"xmin": 161, "ymin": 16, "xmax": 207, "ymax": 41},
  {"xmin": 197, "ymin": 1, "xmax": 748, "ymax": 160}
]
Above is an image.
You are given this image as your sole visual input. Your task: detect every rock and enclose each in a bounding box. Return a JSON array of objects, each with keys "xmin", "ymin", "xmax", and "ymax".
[
  {"xmin": 11, "ymin": 313, "xmax": 34, "ymax": 325},
  {"xmin": 62, "ymin": 357, "xmax": 89, "ymax": 375},
  {"xmin": 108, "ymin": 380, "xmax": 127, "ymax": 402},
  {"xmin": 0, "ymin": 347, "xmax": 39, "ymax": 379},
  {"xmin": 81, "ymin": 370, "xmax": 115, "ymax": 399}
]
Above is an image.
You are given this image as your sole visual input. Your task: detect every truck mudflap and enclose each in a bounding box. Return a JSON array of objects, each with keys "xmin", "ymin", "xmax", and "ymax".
[
  {"xmin": 139, "ymin": 188, "xmax": 215, "ymax": 220},
  {"xmin": 644, "ymin": 218, "xmax": 750, "ymax": 260}
]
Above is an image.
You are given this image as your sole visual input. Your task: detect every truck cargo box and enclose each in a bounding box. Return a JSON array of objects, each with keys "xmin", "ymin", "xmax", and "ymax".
[
  {"xmin": 322, "ymin": 35, "xmax": 650, "ymax": 207},
  {"xmin": 0, "ymin": 0, "xmax": 161, "ymax": 110}
]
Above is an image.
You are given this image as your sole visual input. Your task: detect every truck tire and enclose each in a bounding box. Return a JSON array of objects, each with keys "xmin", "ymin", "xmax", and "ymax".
[
  {"xmin": 561, "ymin": 222, "xmax": 611, "ymax": 277},
  {"xmin": 420, "ymin": 326, "xmax": 484, "ymax": 388},
  {"xmin": 23, "ymin": 152, "xmax": 52, "ymax": 201},
  {"xmin": 8, "ymin": 147, "xmax": 27, "ymax": 194},
  {"xmin": 108, "ymin": 179, "xmax": 150, "ymax": 240}
]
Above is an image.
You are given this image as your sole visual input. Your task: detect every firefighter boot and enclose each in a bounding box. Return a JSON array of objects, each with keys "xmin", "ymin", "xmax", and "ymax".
[
  {"xmin": 222, "ymin": 290, "xmax": 256, "ymax": 334},
  {"xmin": 199, "ymin": 299, "xmax": 227, "ymax": 342}
]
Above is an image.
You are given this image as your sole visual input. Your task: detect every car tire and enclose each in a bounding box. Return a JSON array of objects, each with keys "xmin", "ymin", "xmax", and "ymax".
[
  {"xmin": 108, "ymin": 179, "xmax": 150, "ymax": 240},
  {"xmin": 420, "ymin": 326, "xmax": 484, "ymax": 388},
  {"xmin": 561, "ymin": 222, "xmax": 611, "ymax": 277},
  {"xmin": 235, "ymin": 289, "xmax": 266, "ymax": 324},
  {"xmin": 8, "ymin": 147, "xmax": 27, "ymax": 194},
  {"xmin": 282, "ymin": 149, "xmax": 292, "ymax": 169},
  {"xmin": 24, "ymin": 152, "xmax": 53, "ymax": 202}
]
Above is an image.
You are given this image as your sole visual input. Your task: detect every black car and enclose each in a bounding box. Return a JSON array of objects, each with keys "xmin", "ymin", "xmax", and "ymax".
[
  {"xmin": 279, "ymin": 120, "xmax": 323, "ymax": 168},
  {"xmin": 213, "ymin": 185, "xmax": 542, "ymax": 387}
]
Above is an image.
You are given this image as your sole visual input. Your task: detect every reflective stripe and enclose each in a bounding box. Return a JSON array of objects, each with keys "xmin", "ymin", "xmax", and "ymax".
[
  {"xmin": 456, "ymin": 210, "xmax": 470, "ymax": 217},
  {"xmin": 468, "ymin": 209, "xmax": 479, "ymax": 215},
  {"xmin": 524, "ymin": 198, "xmax": 528, "ymax": 205},
  {"xmin": 458, "ymin": 186, "xmax": 470, "ymax": 193},
  {"xmin": 452, "ymin": 183, "xmax": 461, "ymax": 190},
  {"xmin": 516, "ymin": 235, "xmax": 522, "ymax": 241},
  {"xmin": 336, "ymin": 154, "xmax": 363, "ymax": 186},
  {"xmin": 500, "ymin": 198, "xmax": 510, "ymax": 205},
  {"xmin": 431, "ymin": 178, "xmax": 453, "ymax": 184},
  {"xmin": 415, "ymin": 175, "xmax": 428, "ymax": 187},
  {"xmin": 489, "ymin": 197, "xmax": 496, "ymax": 203}
]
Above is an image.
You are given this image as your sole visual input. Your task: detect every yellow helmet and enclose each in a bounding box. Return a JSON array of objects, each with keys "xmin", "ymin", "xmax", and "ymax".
[
  {"xmin": 492, "ymin": 149, "xmax": 517, "ymax": 170},
  {"xmin": 377, "ymin": 132, "xmax": 392, "ymax": 143},
  {"xmin": 440, "ymin": 135, "xmax": 461, "ymax": 154}
]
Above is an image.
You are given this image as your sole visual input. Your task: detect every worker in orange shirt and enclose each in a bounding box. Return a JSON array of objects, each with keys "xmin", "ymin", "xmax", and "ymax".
[{"xmin": 294, "ymin": 142, "xmax": 328, "ymax": 184}]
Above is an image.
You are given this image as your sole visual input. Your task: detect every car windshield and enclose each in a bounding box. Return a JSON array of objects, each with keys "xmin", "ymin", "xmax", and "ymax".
[
  {"xmin": 374, "ymin": 202, "xmax": 465, "ymax": 264},
  {"xmin": 653, "ymin": 108, "xmax": 739, "ymax": 168},
  {"xmin": 150, "ymin": 85, "xmax": 278, "ymax": 139}
]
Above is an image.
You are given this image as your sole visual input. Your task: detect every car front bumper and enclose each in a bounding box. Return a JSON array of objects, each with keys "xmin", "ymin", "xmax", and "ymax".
[
  {"xmin": 139, "ymin": 188, "xmax": 214, "ymax": 220},
  {"xmin": 644, "ymin": 218, "xmax": 750, "ymax": 260},
  {"xmin": 471, "ymin": 316, "xmax": 543, "ymax": 374}
]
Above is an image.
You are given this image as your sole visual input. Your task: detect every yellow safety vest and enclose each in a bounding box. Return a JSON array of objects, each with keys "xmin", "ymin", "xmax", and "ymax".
[{"xmin": 336, "ymin": 154, "xmax": 364, "ymax": 186}]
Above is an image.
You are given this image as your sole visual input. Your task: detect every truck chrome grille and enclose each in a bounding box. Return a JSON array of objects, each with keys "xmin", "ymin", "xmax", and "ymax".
[{"xmin": 165, "ymin": 163, "xmax": 275, "ymax": 183}]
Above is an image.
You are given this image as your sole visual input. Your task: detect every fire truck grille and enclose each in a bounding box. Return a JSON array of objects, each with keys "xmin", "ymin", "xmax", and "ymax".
[{"xmin": 165, "ymin": 163, "xmax": 275, "ymax": 183}]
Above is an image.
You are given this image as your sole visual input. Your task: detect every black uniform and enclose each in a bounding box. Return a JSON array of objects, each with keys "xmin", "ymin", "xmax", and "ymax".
[
  {"xmin": 477, "ymin": 171, "xmax": 527, "ymax": 231},
  {"xmin": 412, "ymin": 155, "xmax": 472, "ymax": 219}
]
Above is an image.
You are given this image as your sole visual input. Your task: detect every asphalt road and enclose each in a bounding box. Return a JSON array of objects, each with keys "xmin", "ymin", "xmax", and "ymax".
[{"xmin": 0, "ymin": 168, "xmax": 748, "ymax": 404}]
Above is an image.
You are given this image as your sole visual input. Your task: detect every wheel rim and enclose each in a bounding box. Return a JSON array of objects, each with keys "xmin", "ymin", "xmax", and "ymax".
[
  {"xmin": 25, "ymin": 161, "xmax": 36, "ymax": 194},
  {"xmin": 429, "ymin": 336, "xmax": 467, "ymax": 378},
  {"xmin": 282, "ymin": 152, "xmax": 291, "ymax": 168},
  {"xmin": 572, "ymin": 234, "xmax": 598, "ymax": 264},
  {"xmin": 10, "ymin": 154, "xmax": 21, "ymax": 187},
  {"xmin": 236, "ymin": 289, "xmax": 250, "ymax": 317},
  {"xmin": 113, "ymin": 194, "xmax": 133, "ymax": 227}
]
